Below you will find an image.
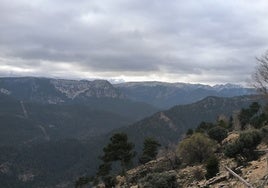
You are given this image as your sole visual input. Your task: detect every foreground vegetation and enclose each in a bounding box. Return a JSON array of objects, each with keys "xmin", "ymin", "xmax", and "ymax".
[{"xmin": 76, "ymin": 100, "xmax": 268, "ymax": 187}]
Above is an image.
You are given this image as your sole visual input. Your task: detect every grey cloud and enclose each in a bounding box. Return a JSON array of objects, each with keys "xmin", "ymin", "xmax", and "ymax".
[{"xmin": 0, "ymin": 0, "xmax": 268, "ymax": 84}]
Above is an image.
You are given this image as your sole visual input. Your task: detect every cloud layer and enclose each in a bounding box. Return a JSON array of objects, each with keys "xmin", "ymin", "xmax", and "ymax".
[{"xmin": 0, "ymin": 0, "xmax": 268, "ymax": 85}]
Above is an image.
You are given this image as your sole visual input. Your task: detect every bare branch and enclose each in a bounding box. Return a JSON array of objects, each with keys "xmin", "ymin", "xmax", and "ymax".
[
  {"xmin": 252, "ymin": 51, "xmax": 268, "ymax": 95},
  {"xmin": 225, "ymin": 166, "xmax": 253, "ymax": 188}
]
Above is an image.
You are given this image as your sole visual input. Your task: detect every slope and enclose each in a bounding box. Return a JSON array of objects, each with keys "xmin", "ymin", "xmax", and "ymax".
[{"xmin": 112, "ymin": 95, "xmax": 264, "ymax": 150}]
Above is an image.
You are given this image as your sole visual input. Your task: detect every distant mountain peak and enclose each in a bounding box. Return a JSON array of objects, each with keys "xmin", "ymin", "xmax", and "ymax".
[{"xmin": 0, "ymin": 77, "xmax": 125, "ymax": 103}]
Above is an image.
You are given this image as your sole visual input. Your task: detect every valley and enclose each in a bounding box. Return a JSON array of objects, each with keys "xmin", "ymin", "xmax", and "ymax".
[{"xmin": 0, "ymin": 77, "xmax": 263, "ymax": 187}]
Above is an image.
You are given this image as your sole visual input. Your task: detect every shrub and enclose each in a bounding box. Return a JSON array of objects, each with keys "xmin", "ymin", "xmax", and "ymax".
[
  {"xmin": 208, "ymin": 126, "xmax": 228, "ymax": 143},
  {"xmin": 261, "ymin": 125, "xmax": 268, "ymax": 144},
  {"xmin": 140, "ymin": 172, "xmax": 178, "ymax": 188},
  {"xmin": 205, "ymin": 155, "xmax": 219, "ymax": 179},
  {"xmin": 177, "ymin": 133, "xmax": 216, "ymax": 165},
  {"xmin": 224, "ymin": 130, "xmax": 262, "ymax": 161}
]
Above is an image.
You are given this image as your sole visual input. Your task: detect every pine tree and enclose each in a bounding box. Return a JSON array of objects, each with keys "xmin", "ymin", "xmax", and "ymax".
[
  {"xmin": 139, "ymin": 137, "xmax": 161, "ymax": 164},
  {"xmin": 99, "ymin": 133, "xmax": 136, "ymax": 175}
]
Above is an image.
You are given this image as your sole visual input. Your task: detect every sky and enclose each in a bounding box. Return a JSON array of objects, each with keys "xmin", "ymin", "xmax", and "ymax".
[{"xmin": 0, "ymin": 0, "xmax": 268, "ymax": 85}]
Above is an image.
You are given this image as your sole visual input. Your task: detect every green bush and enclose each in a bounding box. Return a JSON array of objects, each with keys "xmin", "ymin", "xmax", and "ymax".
[
  {"xmin": 224, "ymin": 130, "xmax": 262, "ymax": 161},
  {"xmin": 261, "ymin": 125, "xmax": 268, "ymax": 144},
  {"xmin": 177, "ymin": 133, "xmax": 216, "ymax": 165},
  {"xmin": 140, "ymin": 172, "xmax": 178, "ymax": 188},
  {"xmin": 205, "ymin": 155, "xmax": 219, "ymax": 179},
  {"xmin": 208, "ymin": 126, "xmax": 228, "ymax": 143}
]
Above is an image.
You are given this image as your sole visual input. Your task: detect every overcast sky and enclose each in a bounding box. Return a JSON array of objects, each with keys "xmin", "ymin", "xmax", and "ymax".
[{"xmin": 0, "ymin": 0, "xmax": 268, "ymax": 85}]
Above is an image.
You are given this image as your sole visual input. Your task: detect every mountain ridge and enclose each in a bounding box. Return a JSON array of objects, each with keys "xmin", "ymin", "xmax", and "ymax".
[
  {"xmin": 0, "ymin": 77, "xmax": 254, "ymax": 108},
  {"xmin": 115, "ymin": 81, "xmax": 255, "ymax": 108},
  {"xmin": 0, "ymin": 77, "xmax": 125, "ymax": 104}
]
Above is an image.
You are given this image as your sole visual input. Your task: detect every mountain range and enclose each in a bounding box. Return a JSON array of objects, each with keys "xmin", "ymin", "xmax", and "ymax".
[
  {"xmin": 115, "ymin": 81, "xmax": 255, "ymax": 108},
  {"xmin": 1, "ymin": 77, "xmax": 255, "ymax": 109},
  {"xmin": 0, "ymin": 77, "xmax": 262, "ymax": 187}
]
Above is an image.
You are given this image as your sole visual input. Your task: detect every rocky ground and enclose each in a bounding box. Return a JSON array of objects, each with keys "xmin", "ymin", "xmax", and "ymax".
[
  {"xmin": 109, "ymin": 154, "xmax": 267, "ymax": 188},
  {"xmin": 104, "ymin": 134, "xmax": 268, "ymax": 188}
]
